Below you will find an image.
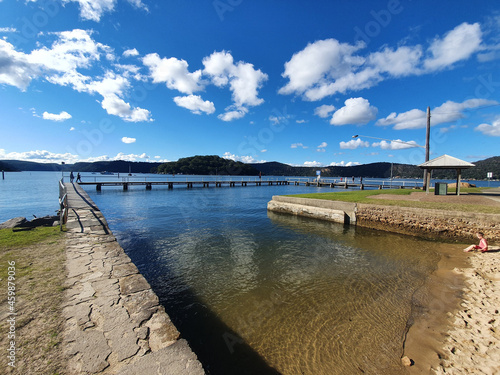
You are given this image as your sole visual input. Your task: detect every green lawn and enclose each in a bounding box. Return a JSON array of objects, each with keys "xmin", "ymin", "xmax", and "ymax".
[
  {"xmin": 0, "ymin": 226, "xmax": 62, "ymax": 249},
  {"xmin": 286, "ymin": 188, "xmax": 500, "ymax": 214}
]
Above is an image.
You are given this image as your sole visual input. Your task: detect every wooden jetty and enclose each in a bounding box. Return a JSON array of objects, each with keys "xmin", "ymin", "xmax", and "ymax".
[
  {"xmin": 77, "ymin": 178, "xmax": 290, "ymax": 191},
  {"xmin": 289, "ymin": 178, "xmax": 422, "ymax": 190},
  {"xmin": 70, "ymin": 176, "xmax": 422, "ymax": 191}
]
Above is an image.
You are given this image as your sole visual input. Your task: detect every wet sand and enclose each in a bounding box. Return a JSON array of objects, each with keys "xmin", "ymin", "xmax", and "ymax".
[{"xmin": 404, "ymin": 246, "xmax": 500, "ymax": 374}]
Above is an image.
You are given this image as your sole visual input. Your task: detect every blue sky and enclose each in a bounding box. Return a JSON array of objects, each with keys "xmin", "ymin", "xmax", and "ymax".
[{"xmin": 1, "ymin": 0, "xmax": 500, "ymax": 168}]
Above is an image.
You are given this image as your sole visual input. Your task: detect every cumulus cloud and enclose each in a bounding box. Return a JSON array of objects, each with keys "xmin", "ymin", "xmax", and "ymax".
[
  {"xmin": 291, "ymin": 143, "xmax": 308, "ymax": 149},
  {"xmin": 376, "ymin": 98, "xmax": 498, "ymax": 130},
  {"xmin": 329, "ymin": 161, "xmax": 360, "ymax": 167},
  {"xmin": 339, "ymin": 138, "xmax": 370, "ymax": 149},
  {"xmin": 279, "ymin": 22, "xmax": 487, "ymax": 101},
  {"xmin": 42, "ymin": 111, "xmax": 72, "ymax": 121},
  {"xmin": 304, "ymin": 161, "xmax": 322, "ymax": 167},
  {"xmin": 0, "ymin": 27, "xmax": 17, "ymax": 33},
  {"xmin": 424, "ymin": 22, "xmax": 482, "ymax": 71},
  {"xmin": 101, "ymin": 95, "xmax": 152, "ymax": 122},
  {"xmin": 330, "ymin": 97, "xmax": 377, "ymax": 125},
  {"xmin": 123, "ymin": 48, "xmax": 139, "ymax": 57},
  {"xmin": 372, "ymin": 140, "xmax": 421, "ymax": 150},
  {"xmin": 217, "ymin": 107, "xmax": 248, "ymax": 122},
  {"xmin": 314, "ymin": 104, "xmax": 336, "ymax": 118},
  {"xmin": 173, "ymin": 95, "xmax": 215, "ymax": 115},
  {"xmin": 476, "ymin": 117, "xmax": 500, "ymax": 136},
  {"xmin": 317, "ymin": 142, "xmax": 327, "ymax": 152},
  {"xmin": 143, "ymin": 53, "xmax": 203, "ymax": 94},
  {"xmin": 27, "ymin": 0, "xmax": 148, "ymax": 22},
  {"xmin": 203, "ymin": 50, "xmax": 268, "ymax": 120},
  {"xmin": 121, "ymin": 136, "xmax": 136, "ymax": 143},
  {"xmin": 222, "ymin": 152, "xmax": 265, "ymax": 163},
  {"xmin": 0, "ymin": 30, "xmax": 153, "ymax": 122},
  {"xmin": 0, "ymin": 149, "xmax": 79, "ymax": 163}
]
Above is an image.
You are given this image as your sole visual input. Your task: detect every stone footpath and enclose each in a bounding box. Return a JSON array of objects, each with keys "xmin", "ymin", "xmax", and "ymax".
[{"xmin": 62, "ymin": 182, "xmax": 204, "ymax": 374}]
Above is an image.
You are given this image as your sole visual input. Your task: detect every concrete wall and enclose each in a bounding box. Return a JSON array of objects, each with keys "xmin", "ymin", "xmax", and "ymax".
[
  {"xmin": 356, "ymin": 203, "xmax": 500, "ymax": 242},
  {"xmin": 267, "ymin": 196, "xmax": 500, "ymax": 243},
  {"xmin": 267, "ymin": 196, "xmax": 356, "ymax": 224}
]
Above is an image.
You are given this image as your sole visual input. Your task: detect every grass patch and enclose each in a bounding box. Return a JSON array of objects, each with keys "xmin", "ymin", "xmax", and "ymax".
[
  {"xmin": 0, "ymin": 226, "xmax": 62, "ymax": 249},
  {"xmin": 0, "ymin": 226, "xmax": 66, "ymax": 374},
  {"xmin": 286, "ymin": 188, "xmax": 500, "ymax": 214}
]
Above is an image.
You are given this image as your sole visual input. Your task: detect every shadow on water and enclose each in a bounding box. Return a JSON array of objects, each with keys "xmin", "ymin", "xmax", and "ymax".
[{"xmin": 135, "ymin": 260, "xmax": 281, "ymax": 375}]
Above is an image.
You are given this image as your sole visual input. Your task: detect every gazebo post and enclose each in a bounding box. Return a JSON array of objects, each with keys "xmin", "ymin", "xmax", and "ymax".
[
  {"xmin": 456, "ymin": 168, "xmax": 461, "ymax": 196},
  {"xmin": 425, "ymin": 168, "xmax": 431, "ymax": 194}
]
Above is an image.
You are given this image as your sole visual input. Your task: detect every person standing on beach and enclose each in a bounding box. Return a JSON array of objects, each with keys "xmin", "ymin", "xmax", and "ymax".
[{"xmin": 464, "ymin": 232, "xmax": 488, "ymax": 252}]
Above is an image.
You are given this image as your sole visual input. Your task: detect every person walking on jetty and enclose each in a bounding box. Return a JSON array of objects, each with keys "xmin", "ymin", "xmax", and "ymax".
[
  {"xmin": 76, "ymin": 173, "xmax": 82, "ymax": 183},
  {"xmin": 70, "ymin": 171, "xmax": 74, "ymax": 183},
  {"xmin": 464, "ymin": 232, "xmax": 488, "ymax": 252}
]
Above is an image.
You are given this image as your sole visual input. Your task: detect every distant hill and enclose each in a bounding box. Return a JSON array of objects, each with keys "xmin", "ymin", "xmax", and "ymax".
[
  {"xmin": 1, "ymin": 155, "xmax": 499, "ymax": 179},
  {"xmin": 250, "ymin": 161, "xmax": 423, "ymax": 178},
  {"xmin": 155, "ymin": 155, "xmax": 259, "ymax": 176}
]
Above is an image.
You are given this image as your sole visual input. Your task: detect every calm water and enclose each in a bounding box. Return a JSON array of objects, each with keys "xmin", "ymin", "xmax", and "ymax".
[{"xmin": 0, "ymin": 172, "xmax": 495, "ymax": 374}]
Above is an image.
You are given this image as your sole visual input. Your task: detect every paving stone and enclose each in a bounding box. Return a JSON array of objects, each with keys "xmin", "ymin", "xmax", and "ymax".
[
  {"xmin": 118, "ymin": 339, "xmax": 204, "ymax": 375},
  {"xmin": 113, "ymin": 262, "xmax": 139, "ymax": 278},
  {"xmin": 119, "ymin": 274, "xmax": 151, "ymax": 295},
  {"xmin": 145, "ymin": 310, "xmax": 180, "ymax": 351},
  {"xmin": 69, "ymin": 330, "xmax": 112, "ymax": 373}
]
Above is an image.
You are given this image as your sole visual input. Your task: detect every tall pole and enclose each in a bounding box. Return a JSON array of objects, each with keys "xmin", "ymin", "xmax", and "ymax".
[{"xmin": 423, "ymin": 107, "xmax": 431, "ymax": 191}]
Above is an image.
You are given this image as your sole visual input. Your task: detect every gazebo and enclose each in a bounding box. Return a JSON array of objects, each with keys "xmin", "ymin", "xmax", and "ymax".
[{"xmin": 418, "ymin": 154, "xmax": 475, "ymax": 196}]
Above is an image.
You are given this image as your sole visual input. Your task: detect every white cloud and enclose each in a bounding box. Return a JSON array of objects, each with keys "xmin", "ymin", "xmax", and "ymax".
[
  {"xmin": 330, "ymin": 97, "xmax": 377, "ymax": 126},
  {"xmin": 0, "ymin": 149, "xmax": 79, "ymax": 163},
  {"xmin": 0, "ymin": 27, "xmax": 17, "ymax": 33},
  {"xmin": 279, "ymin": 38, "xmax": 366, "ymax": 100},
  {"xmin": 222, "ymin": 152, "xmax": 265, "ymax": 163},
  {"xmin": 143, "ymin": 53, "xmax": 203, "ymax": 94},
  {"xmin": 339, "ymin": 138, "xmax": 370, "ymax": 149},
  {"xmin": 296, "ymin": 119, "xmax": 307, "ymax": 124},
  {"xmin": 42, "ymin": 111, "xmax": 72, "ymax": 121},
  {"xmin": 372, "ymin": 140, "xmax": 421, "ymax": 150},
  {"xmin": 376, "ymin": 99, "xmax": 498, "ymax": 130},
  {"xmin": 279, "ymin": 23, "xmax": 487, "ymax": 101},
  {"xmin": 0, "ymin": 39, "xmax": 40, "ymax": 90},
  {"xmin": 317, "ymin": 142, "xmax": 327, "ymax": 152},
  {"xmin": 476, "ymin": 117, "xmax": 500, "ymax": 136},
  {"xmin": 291, "ymin": 143, "xmax": 308, "ymax": 149},
  {"xmin": 314, "ymin": 104, "xmax": 336, "ymax": 118},
  {"xmin": 304, "ymin": 161, "xmax": 322, "ymax": 167},
  {"xmin": 35, "ymin": 0, "xmax": 148, "ymax": 22},
  {"xmin": 121, "ymin": 137, "xmax": 136, "ymax": 144},
  {"xmin": 173, "ymin": 95, "xmax": 215, "ymax": 115},
  {"xmin": 203, "ymin": 51, "xmax": 268, "ymax": 117},
  {"xmin": 368, "ymin": 46, "xmax": 423, "ymax": 76},
  {"xmin": 329, "ymin": 161, "xmax": 360, "ymax": 167},
  {"xmin": 424, "ymin": 22, "xmax": 482, "ymax": 71},
  {"xmin": 70, "ymin": 127, "xmax": 76, "ymax": 131},
  {"xmin": 123, "ymin": 48, "xmax": 139, "ymax": 57},
  {"xmin": 101, "ymin": 95, "xmax": 152, "ymax": 122},
  {"xmin": 217, "ymin": 107, "xmax": 248, "ymax": 122}
]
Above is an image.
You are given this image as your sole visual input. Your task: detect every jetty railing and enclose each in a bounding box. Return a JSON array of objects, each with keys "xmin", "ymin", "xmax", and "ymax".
[{"xmin": 59, "ymin": 178, "xmax": 68, "ymax": 229}]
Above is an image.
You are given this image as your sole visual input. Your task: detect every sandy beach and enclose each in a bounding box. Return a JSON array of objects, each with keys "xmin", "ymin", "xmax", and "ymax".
[{"xmin": 432, "ymin": 249, "xmax": 500, "ymax": 374}]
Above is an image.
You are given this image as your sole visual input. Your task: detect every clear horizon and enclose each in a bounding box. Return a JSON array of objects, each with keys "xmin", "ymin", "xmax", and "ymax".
[{"xmin": 1, "ymin": 1, "xmax": 500, "ymax": 168}]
